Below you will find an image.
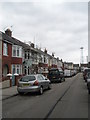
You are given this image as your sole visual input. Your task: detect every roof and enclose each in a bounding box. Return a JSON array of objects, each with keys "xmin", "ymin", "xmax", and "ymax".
[
  {"xmin": 81, "ymin": 64, "xmax": 88, "ymax": 67},
  {"xmin": 2, "ymin": 31, "xmax": 29, "ymax": 47},
  {"xmin": 1, "ymin": 31, "xmax": 62, "ymax": 61},
  {"xmin": 1, "ymin": 31, "xmax": 37, "ymax": 50},
  {"xmin": 64, "ymin": 62, "xmax": 73, "ymax": 65},
  {"xmin": 73, "ymin": 64, "xmax": 79, "ymax": 67},
  {"xmin": 1, "ymin": 31, "xmax": 52, "ymax": 55}
]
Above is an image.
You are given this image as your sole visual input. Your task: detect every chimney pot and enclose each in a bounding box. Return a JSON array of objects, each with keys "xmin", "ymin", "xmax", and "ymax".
[
  {"xmin": 44, "ymin": 48, "xmax": 47, "ymax": 54},
  {"xmin": 5, "ymin": 29, "xmax": 12, "ymax": 37},
  {"xmin": 31, "ymin": 43, "xmax": 34, "ymax": 48}
]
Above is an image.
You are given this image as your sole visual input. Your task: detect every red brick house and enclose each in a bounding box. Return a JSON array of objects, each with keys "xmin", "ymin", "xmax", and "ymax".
[{"xmin": 1, "ymin": 29, "xmax": 23, "ymax": 87}]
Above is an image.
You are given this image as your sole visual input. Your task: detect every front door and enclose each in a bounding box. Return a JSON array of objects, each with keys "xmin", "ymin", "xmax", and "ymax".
[{"xmin": 12, "ymin": 75, "xmax": 15, "ymax": 86}]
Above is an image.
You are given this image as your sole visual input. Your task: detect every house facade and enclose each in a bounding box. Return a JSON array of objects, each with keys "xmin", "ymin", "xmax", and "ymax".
[
  {"xmin": 1, "ymin": 29, "xmax": 23, "ymax": 87},
  {"xmin": 73, "ymin": 64, "xmax": 79, "ymax": 72},
  {"xmin": 64, "ymin": 62, "xmax": 73, "ymax": 70}
]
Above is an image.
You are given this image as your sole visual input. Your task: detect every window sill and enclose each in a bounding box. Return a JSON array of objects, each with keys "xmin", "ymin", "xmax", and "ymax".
[
  {"xmin": 12, "ymin": 56, "xmax": 22, "ymax": 58},
  {"xmin": 3, "ymin": 54, "xmax": 8, "ymax": 56}
]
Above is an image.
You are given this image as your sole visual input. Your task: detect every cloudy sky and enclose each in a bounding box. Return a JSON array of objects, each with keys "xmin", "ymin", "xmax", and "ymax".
[{"xmin": 0, "ymin": 1, "xmax": 88, "ymax": 64}]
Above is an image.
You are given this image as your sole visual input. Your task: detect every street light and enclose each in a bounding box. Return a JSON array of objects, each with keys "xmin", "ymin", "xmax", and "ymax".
[{"xmin": 80, "ymin": 47, "xmax": 84, "ymax": 64}]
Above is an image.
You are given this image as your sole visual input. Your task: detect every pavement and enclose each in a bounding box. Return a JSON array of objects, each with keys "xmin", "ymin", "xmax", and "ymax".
[{"xmin": 2, "ymin": 86, "xmax": 18, "ymax": 100}]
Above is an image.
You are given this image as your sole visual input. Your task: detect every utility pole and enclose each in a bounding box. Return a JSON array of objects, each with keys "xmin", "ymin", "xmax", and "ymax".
[{"xmin": 80, "ymin": 47, "xmax": 84, "ymax": 64}]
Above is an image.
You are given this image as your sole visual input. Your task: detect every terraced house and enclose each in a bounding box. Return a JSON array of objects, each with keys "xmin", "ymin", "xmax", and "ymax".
[
  {"xmin": 1, "ymin": 29, "xmax": 23, "ymax": 88},
  {"xmin": 1, "ymin": 28, "xmax": 63, "ymax": 88}
]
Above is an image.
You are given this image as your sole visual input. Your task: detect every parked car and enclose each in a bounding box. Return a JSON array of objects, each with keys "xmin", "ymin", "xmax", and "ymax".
[
  {"xmin": 17, "ymin": 74, "xmax": 51, "ymax": 95},
  {"xmin": 58, "ymin": 68, "xmax": 65, "ymax": 82},
  {"xmin": 83, "ymin": 68, "xmax": 90, "ymax": 82},
  {"xmin": 64, "ymin": 69, "xmax": 71, "ymax": 77},
  {"xmin": 47, "ymin": 68, "xmax": 65, "ymax": 83},
  {"xmin": 86, "ymin": 72, "xmax": 90, "ymax": 94}
]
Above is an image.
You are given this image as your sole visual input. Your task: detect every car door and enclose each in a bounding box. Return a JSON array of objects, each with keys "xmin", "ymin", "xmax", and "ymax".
[
  {"xmin": 37, "ymin": 75, "xmax": 45, "ymax": 89},
  {"xmin": 41, "ymin": 75, "xmax": 49, "ymax": 89},
  {"xmin": 40, "ymin": 75, "xmax": 47, "ymax": 89}
]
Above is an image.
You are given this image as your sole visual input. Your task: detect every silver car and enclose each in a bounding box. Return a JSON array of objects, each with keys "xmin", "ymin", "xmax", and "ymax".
[{"xmin": 17, "ymin": 74, "xmax": 51, "ymax": 95}]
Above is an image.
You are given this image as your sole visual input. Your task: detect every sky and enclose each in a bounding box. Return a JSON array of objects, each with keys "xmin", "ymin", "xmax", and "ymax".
[{"xmin": 0, "ymin": 0, "xmax": 88, "ymax": 64}]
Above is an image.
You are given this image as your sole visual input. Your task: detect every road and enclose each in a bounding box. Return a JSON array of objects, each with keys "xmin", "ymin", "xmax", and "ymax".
[{"xmin": 2, "ymin": 73, "xmax": 88, "ymax": 119}]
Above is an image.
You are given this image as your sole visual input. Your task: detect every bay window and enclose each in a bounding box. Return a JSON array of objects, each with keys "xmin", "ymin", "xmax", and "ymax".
[
  {"xmin": 12, "ymin": 45, "xmax": 22, "ymax": 58},
  {"xmin": 12, "ymin": 64, "xmax": 22, "ymax": 75}
]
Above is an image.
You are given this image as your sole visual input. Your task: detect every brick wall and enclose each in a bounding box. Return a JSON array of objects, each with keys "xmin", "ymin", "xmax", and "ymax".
[
  {"xmin": 2, "ymin": 42, "xmax": 12, "ymax": 74},
  {"xmin": 2, "ymin": 41, "xmax": 22, "ymax": 81}
]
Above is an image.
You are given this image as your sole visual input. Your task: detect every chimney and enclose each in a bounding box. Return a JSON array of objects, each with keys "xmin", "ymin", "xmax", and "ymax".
[
  {"xmin": 31, "ymin": 43, "xmax": 34, "ymax": 48},
  {"xmin": 52, "ymin": 53, "xmax": 54, "ymax": 57},
  {"xmin": 44, "ymin": 48, "xmax": 47, "ymax": 54},
  {"xmin": 5, "ymin": 29, "xmax": 12, "ymax": 37},
  {"xmin": 61, "ymin": 59, "xmax": 63, "ymax": 62},
  {"xmin": 57, "ymin": 57, "xmax": 59, "ymax": 61}
]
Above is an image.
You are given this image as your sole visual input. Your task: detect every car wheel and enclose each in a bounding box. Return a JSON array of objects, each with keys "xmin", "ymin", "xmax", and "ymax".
[
  {"xmin": 39, "ymin": 87, "xmax": 43, "ymax": 95},
  {"xmin": 59, "ymin": 80, "xmax": 61, "ymax": 83},
  {"xmin": 48, "ymin": 84, "xmax": 51, "ymax": 90},
  {"xmin": 88, "ymin": 90, "xmax": 90, "ymax": 94},
  {"xmin": 18, "ymin": 92, "xmax": 24, "ymax": 95}
]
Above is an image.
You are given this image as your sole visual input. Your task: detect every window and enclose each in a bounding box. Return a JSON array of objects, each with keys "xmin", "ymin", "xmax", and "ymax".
[
  {"xmin": 12, "ymin": 45, "xmax": 22, "ymax": 58},
  {"xmin": 25, "ymin": 52, "xmax": 27, "ymax": 59},
  {"xmin": 17, "ymin": 65, "xmax": 20, "ymax": 74},
  {"xmin": 3, "ymin": 43, "xmax": 8, "ymax": 56},
  {"xmin": 28, "ymin": 53, "xmax": 30, "ymax": 59},
  {"xmin": 28, "ymin": 66, "xmax": 29, "ymax": 74},
  {"xmin": 24, "ymin": 66, "xmax": 27, "ymax": 75},
  {"xmin": 17, "ymin": 47, "xmax": 19, "ymax": 56},
  {"xmin": 13, "ymin": 46, "xmax": 16, "ymax": 56},
  {"xmin": 44, "ymin": 55, "xmax": 46, "ymax": 63},
  {"xmin": 12, "ymin": 64, "xmax": 22, "ymax": 74}
]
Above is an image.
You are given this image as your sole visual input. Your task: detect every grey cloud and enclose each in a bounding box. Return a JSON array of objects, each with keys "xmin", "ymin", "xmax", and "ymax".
[{"xmin": 1, "ymin": 2, "xmax": 88, "ymax": 63}]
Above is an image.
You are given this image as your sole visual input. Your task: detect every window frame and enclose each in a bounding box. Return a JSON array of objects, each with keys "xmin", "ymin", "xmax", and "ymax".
[
  {"xmin": 12, "ymin": 64, "xmax": 22, "ymax": 75},
  {"xmin": 3, "ymin": 43, "xmax": 8, "ymax": 56},
  {"xmin": 12, "ymin": 45, "xmax": 22, "ymax": 58}
]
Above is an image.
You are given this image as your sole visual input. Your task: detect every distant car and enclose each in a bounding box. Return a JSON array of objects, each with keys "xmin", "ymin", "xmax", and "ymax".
[
  {"xmin": 87, "ymin": 72, "xmax": 90, "ymax": 94},
  {"xmin": 58, "ymin": 68, "xmax": 65, "ymax": 82},
  {"xmin": 47, "ymin": 68, "xmax": 65, "ymax": 83},
  {"xmin": 64, "ymin": 69, "xmax": 71, "ymax": 77},
  {"xmin": 17, "ymin": 74, "xmax": 51, "ymax": 95},
  {"xmin": 83, "ymin": 68, "xmax": 90, "ymax": 82}
]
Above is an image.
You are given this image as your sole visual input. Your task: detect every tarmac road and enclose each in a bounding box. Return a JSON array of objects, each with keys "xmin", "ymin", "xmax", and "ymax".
[{"xmin": 2, "ymin": 73, "xmax": 88, "ymax": 119}]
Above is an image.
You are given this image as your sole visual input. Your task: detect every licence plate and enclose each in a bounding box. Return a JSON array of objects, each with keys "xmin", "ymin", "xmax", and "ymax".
[
  {"xmin": 23, "ymin": 84, "xmax": 30, "ymax": 86},
  {"xmin": 53, "ymin": 76, "xmax": 55, "ymax": 78}
]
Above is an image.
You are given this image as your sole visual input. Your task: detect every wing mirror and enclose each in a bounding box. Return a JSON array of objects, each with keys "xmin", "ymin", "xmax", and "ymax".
[{"xmin": 45, "ymin": 77, "xmax": 48, "ymax": 80}]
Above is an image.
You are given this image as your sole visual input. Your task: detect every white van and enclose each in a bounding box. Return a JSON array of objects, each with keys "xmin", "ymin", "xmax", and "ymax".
[{"xmin": 64, "ymin": 69, "xmax": 71, "ymax": 77}]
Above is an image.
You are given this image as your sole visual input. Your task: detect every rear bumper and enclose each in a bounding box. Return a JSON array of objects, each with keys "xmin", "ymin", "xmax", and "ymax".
[
  {"xmin": 17, "ymin": 86, "xmax": 40, "ymax": 93},
  {"xmin": 87, "ymin": 82, "xmax": 90, "ymax": 89},
  {"xmin": 50, "ymin": 78, "xmax": 61, "ymax": 83}
]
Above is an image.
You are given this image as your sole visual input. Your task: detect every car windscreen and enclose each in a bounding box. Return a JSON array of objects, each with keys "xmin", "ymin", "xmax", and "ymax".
[
  {"xmin": 20, "ymin": 76, "xmax": 36, "ymax": 82},
  {"xmin": 49, "ymin": 70, "xmax": 59, "ymax": 75},
  {"xmin": 85, "ymin": 69, "xmax": 90, "ymax": 73}
]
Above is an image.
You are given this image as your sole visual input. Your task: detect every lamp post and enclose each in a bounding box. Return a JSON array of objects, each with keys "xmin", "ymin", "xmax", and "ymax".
[{"xmin": 80, "ymin": 47, "xmax": 84, "ymax": 64}]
